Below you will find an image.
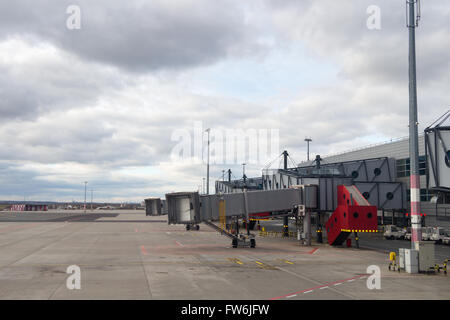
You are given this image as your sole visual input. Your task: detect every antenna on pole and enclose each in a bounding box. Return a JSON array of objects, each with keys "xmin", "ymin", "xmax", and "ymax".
[{"xmin": 406, "ymin": 0, "xmax": 421, "ymax": 28}]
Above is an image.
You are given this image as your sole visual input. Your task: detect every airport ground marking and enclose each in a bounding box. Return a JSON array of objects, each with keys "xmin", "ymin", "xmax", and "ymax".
[
  {"xmin": 0, "ymin": 223, "xmax": 41, "ymax": 233},
  {"xmin": 175, "ymin": 240, "xmax": 185, "ymax": 247},
  {"xmin": 254, "ymin": 260, "xmax": 278, "ymax": 270},
  {"xmin": 227, "ymin": 258, "xmax": 244, "ymax": 265},
  {"xmin": 269, "ymin": 273, "xmax": 368, "ymax": 300},
  {"xmin": 140, "ymin": 245, "xmax": 148, "ymax": 255},
  {"xmin": 276, "ymin": 259, "xmax": 294, "ymax": 265}
]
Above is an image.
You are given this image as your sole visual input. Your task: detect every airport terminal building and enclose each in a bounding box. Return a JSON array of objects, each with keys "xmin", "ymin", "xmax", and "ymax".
[{"xmin": 299, "ymin": 134, "xmax": 436, "ymax": 203}]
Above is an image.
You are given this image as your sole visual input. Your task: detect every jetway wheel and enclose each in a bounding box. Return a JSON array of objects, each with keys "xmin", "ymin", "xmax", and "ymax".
[
  {"xmin": 232, "ymin": 238, "xmax": 238, "ymax": 248},
  {"xmin": 195, "ymin": 225, "xmax": 200, "ymax": 231},
  {"xmin": 250, "ymin": 239, "xmax": 256, "ymax": 248},
  {"xmin": 186, "ymin": 225, "xmax": 190, "ymax": 231}
]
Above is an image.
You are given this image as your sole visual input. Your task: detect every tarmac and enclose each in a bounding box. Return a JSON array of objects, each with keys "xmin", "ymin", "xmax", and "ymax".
[{"xmin": 0, "ymin": 210, "xmax": 449, "ymax": 300}]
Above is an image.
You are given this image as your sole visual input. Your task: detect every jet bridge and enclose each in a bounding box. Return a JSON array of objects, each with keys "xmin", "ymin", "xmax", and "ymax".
[{"xmin": 166, "ymin": 186, "xmax": 318, "ymax": 247}]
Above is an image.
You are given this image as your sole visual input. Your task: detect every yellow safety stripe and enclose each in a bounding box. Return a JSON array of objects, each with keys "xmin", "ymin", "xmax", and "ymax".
[{"xmin": 339, "ymin": 229, "xmax": 378, "ymax": 233}]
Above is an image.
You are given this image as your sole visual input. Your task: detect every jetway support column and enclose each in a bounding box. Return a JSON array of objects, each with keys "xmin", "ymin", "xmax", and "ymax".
[
  {"xmin": 316, "ymin": 212, "xmax": 323, "ymax": 243},
  {"xmin": 283, "ymin": 216, "xmax": 289, "ymax": 237},
  {"xmin": 304, "ymin": 209, "xmax": 311, "ymax": 246}
]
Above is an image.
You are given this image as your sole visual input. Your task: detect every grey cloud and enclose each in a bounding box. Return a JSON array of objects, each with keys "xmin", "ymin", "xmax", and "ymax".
[
  {"xmin": 0, "ymin": 0, "xmax": 264, "ymax": 72},
  {"xmin": 0, "ymin": 74, "xmax": 39, "ymax": 120},
  {"xmin": 0, "ymin": 1, "xmax": 449, "ymax": 201},
  {"xmin": 267, "ymin": 0, "xmax": 450, "ymax": 87},
  {"xmin": 0, "ymin": 161, "xmax": 169, "ymax": 201},
  {"xmin": 0, "ymin": 41, "xmax": 124, "ymax": 121}
]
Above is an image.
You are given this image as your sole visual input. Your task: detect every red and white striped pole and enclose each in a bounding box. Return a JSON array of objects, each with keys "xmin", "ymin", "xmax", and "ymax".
[
  {"xmin": 410, "ymin": 175, "xmax": 421, "ymax": 248},
  {"xmin": 407, "ymin": 0, "xmax": 421, "ymax": 250}
]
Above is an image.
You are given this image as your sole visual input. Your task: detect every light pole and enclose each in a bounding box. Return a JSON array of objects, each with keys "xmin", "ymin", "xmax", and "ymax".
[
  {"xmin": 91, "ymin": 189, "xmax": 93, "ymax": 211},
  {"xmin": 84, "ymin": 181, "xmax": 88, "ymax": 213},
  {"xmin": 407, "ymin": 0, "xmax": 422, "ymax": 250},
  {"xmin": 305, "ymin": 138, "xmax": 312, "ymax": 162},
  {"xmin": 242, "ymin": 163, "xmax": 246, "ymax": 183},
  {"xmin": 205, "ymin": 128, "xmax": 211, "ymax": 195}
]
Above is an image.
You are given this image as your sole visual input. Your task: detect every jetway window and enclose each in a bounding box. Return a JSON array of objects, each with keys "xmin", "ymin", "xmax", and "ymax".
[
  {"xmin": 386, "ymin": 192, "xmax": 394, "ymax": 200},
  {"xmin": 374, "ymin": 168, "xmax": 381, "ymax": 176},
  {"xmin": 405, "ymin": 189, "xmax": 432, "ymax": 202},
  {"xmin": 351, "ymin": 171, "xmax": 359, "ymax": 179},
  {"xmin": 363, "ymin": 192, "xmax": 370, "ymax": 199},
  {"xmin": 446, "ymin": 150, "xmax": 450, "ymax": 167},
  {"xmin": 353, "ymin": 212, "xmax": 359, "ymax": 218},
  {"xmin": 396, "ymin": 156, "xmax": 427, "ymax": 177}
]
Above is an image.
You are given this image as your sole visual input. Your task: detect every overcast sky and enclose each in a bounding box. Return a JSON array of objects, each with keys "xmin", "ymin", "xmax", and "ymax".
[{"xmin": 0, "ymin": 0, "xmax": 449, "ymax": 202}]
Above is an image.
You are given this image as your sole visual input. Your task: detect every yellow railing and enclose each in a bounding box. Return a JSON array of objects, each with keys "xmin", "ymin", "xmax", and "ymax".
[{"xmin": 259, "ymin": 229, "xmax": 297, "ymax": 238}]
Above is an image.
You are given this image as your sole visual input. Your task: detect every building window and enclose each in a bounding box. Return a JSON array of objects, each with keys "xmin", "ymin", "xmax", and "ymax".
[
  {"xmin": 420, "ymin": 189, "xmax": 432, "ymax": 202},
  {"xmin": 406, "ymin": 188, "xmax": 432, "ymax": 202},
  {"xmin": 396, "ymin": 156, "xmax": 427, "ymax": 178}
]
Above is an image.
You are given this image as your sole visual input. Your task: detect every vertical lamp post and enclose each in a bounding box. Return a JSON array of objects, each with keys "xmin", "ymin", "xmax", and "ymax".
[
  {"xmin": 205, "ymin": 128, "xmax": 210, "ymax": 195},
  {"xmin": 84, "ymin": 181, "xmax": 88, "ymax": 213},
  {"xmin": 91, "ymin": 189, "xmax": 93, "ymax": 211},
  {"xmin": 407, "ymin": 0, "xmax": 422, "ymax": 250}
]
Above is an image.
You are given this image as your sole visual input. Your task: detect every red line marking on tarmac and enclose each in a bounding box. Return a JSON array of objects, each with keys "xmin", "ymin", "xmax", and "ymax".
[
  {"xmin": 268, "ymin": 274, "xmax": 368, "ymax": 300},
  {"xmin": 175, "ymin": 241, "xmax": 184, "ymax": 247},
  {"xmin": 308, "ymin": 248, "xmax": 319, "ymax": 254},
  {"xmin": 0, "ymin": 223, "xmax": 40, "ymax": 233},
  {"xmin": 140, "ymin": 245, "xmax": 148, "ymax": 255},
  {"xmin": 135, "ymin": 228, "xmax": 138, "ymax": 233}
]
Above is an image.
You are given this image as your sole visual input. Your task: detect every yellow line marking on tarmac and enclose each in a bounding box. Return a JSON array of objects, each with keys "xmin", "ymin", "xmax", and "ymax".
[
  {"xmin": 227, "ymin": 258, "xmax": 244, "ymax": 265},
  {"xmin": 276, "ymin": 259, "xmax": 294, "ymax": 265},
  {"xmin": 254, "ymin": 260, "xmax": 278, "ymax": 270}
]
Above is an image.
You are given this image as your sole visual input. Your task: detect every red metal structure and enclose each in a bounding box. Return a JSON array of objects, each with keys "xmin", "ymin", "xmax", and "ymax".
[{"xmin": 325, "ymin": 185, "xmax": 378, "ymax": 245}]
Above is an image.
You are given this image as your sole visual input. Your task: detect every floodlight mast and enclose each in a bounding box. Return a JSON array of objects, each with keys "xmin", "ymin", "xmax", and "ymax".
[
  {"xmin": 304, "ymin": 138, "xmax": 312, "ymax": 162},
  {"xmin": 407, "ymin": 0, "xmax": 422, "ymax": 249}
]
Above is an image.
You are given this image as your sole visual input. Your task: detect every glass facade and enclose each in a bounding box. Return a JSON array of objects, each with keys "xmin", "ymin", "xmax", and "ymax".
[
  {"xmin": 396, "ymin": 156, "xmax": 427, "ymax": 178},
  {"xmin": 406, "ymin": 188, "xmax": 433, "ymax": 202}
]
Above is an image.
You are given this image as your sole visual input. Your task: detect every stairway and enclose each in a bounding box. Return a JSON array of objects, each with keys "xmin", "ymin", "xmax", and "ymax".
[{"xmin": 325, "ymin": 185, "xmax": 378, "ymax": 246}]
